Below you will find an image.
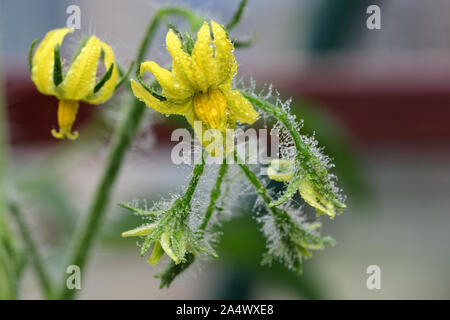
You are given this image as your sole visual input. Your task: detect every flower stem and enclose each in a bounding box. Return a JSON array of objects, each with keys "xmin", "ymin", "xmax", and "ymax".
[
  {"xmin": 59, "ymin": 7, "xmax": 202, "ymax": 300},
  {"xmin": 240, "ymin": 91, "xmax": 345, "ymax": 209},
  {"xmin": 8, "ymin": 201, "xmax": 53, "ymax": 299},
  {"xmin": 233, "ymin": 151, "xmax": 288, "ymax": 220},
  {"xmin": 182, "ymin": 155, "xmax": 205, "ymax": 206},
  {"xmin": 199, "ymin": 162, "xmax": 228, "ymax": 231}
]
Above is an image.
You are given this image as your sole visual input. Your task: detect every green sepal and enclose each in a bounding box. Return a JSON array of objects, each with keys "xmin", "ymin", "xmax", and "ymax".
[
  {"xmin": 115, "ymin": 61, "xmax": 135, "ymax": 90},
  {"xmin": 170, "ymin": 222, "xmax": 187, "ymax": 262},
  {"xmin": 53, "ymin": 44, "xmax": 63, "ymax": 87},
  {"xmin": 155, "ymin": 253, "xmax": 195, "ymax": 288},
  {"xmin": 148, "ymin": 241, "xmax": 165, "ymax": 266},
  {"xmin": 28, "ymin": 39, "xmax": 40, "ymax": 72},
  {"xmin": 226, "ymin": 0, "xmax": 248, "ymax": 30},
  {"xmin": 269, "ymin": 172, "xmax": 302, "ymax": 207},
  {"xmin": 118, "ymin": 202, "xmax": 161, "ymax": 216},
  {"xmin": 70, "ymin": 37, "xmax": 88, "ymax": 64},
  {"xmin": 93, "ymin": 63, "xmax": 114, "ymax": 93},
  {"xmin": 232, "ymin": 31, "xmax": 257, "ymax": 48},
  {"xmin": 136, "ymin": 67, "xmax": 167, "ymax": 102}
]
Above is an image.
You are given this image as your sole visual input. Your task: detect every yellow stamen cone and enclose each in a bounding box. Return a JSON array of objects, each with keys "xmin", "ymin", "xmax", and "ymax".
[{"xmin": 51, "ymin": 99, "xmax": 79, "ymax": 140}]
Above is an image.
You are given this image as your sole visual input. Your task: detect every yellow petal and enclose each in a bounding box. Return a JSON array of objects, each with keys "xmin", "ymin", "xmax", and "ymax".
[
  {"xmin": 130, "ymin": 79, "xmax": 192, "ymax": 115},
  {"xmin": 166, "ymin": 30, "xmax": 205, "ymax": 92},
  {"xmin": 140, "ymin": 61, "xmax": 192, "ymax": 101},
  {"xmin": 83, "ymin": 41, "xmax": 119, "ymax": 105},
  {"xmin": 268, "ymin": 159, "xmax": 295, "ymax": 182},
  {"xmin": 147, "ymin": 241, "xmax": 165, "ymax": 266},
  {"xmin": 51, "ymin": 99, "xmax": 79, "ymax": 140},
  {"xmin": 222, "ymin": 89, "xmax": 259, "ymax": 124},
  {"xmin": 31, "ymin": 28, "xmax": 74, "ymax": 96},
  {"xmin": 211, "ymin": 20, "xmax": 237, "ymax": 86},
  {"xmin": 61, "ymin": 35, "xmax": 101, "ymax": 100},
  {"xmin": 192, "ymin": 22, "xmax": 216, "ymax": 89},
  {"xmin": 121, "ymin": 224, "xmax": 156, "ymax": 237},
  {"xmin": 298, "ymin": 179, "xmax": 336, "ymax": 219},
  {"xmin": 160, "ymin": 232, "xmax": 179, "ymax": 264}
]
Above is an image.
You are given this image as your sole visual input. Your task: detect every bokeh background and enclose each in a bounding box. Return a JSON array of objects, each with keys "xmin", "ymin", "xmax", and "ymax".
[{"xmin": 1, "ymin": 0, "xmax": 450, "ymax": 299}]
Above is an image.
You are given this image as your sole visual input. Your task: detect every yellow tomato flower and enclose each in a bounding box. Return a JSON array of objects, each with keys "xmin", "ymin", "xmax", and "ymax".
[
  {"xmin": 30, "ymin": 28, "xmax": 119, "ymax": 140},
  {"xmin": 131, "ymin": 21, "xmax": 259, "ymax": 155},
  {"xmin": 268, "ymin": 159, "xmax": 338, "ymax": 218}
]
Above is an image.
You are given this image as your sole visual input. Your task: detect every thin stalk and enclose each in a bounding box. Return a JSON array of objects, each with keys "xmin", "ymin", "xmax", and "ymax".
[
  {"xmin": 199, "ymin": 162, "xmax": 228, "ymax": 230},
  {"xmin": 183, "ymin": 156, "xmax": 205, "ymax": 205},
  {"xmin": 8, "ymin": 202, "xmax": 53, "ymax": 298},
  {"xmin": 59, "ymin": 7, "xmax": 202, "ymax": 300},
  {"xmin": 234, "ymin": 151, "xmax": 283, "ymax": 217}
]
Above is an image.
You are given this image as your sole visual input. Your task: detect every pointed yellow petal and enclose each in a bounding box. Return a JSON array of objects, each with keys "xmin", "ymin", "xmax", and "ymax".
[
  {"xmin": 121, "ymin": 224, "xmax": 156, "ymax": 237},
  {"xmin": 166, "ymin": 30, "xmax": 207, "ymax": 92},
  {"xmin": 192, "ymin": 22, "xmax": 216, "ymax": 89},
  {"xmin": 83, "ymin": 41, "xmax": 118, "ymax": 105},
  {"xmin": 130, "ymin": 79, "xmax": 192, "ymax": 115},
  {"xmin": 51, "ymin": 99, "xmax": 79, "ymax": 140},
  {"xmin": 268, "ymin": 159, "xmax": 295, "ymax": 182},
  {"xmin": 147, "ymin": 241, "xmax": 165, "ymax": 266},
  {"xmin": 222, "ymin": 89, "xmax": 259, "ymax": 124},
  {"xmin": 140, "ymin": 61, "xmax": 192, "ymax": 100},
  {"xmin": 61, "ymin": 35, "xmax": 101, "ymax": 100},
  {"xmin": 160, "ymin": 232, "xmax": 180, "ymax": 264},
  {"xmin": 298, "ymin": 179, "xmax": 336, "ymax": 219},
  {"xmin": 31, "ymin": 28, "xmax": 74, "ymax": 95},
  {"xmin": 211, "ymin": 20, "xmax": 237, "ymax": 86}
]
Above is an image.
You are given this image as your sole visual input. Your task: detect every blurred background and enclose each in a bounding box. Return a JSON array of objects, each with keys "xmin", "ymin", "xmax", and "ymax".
[{"xmin": 1, "ymin": 0, "xmax": 450, "ymax": 299}]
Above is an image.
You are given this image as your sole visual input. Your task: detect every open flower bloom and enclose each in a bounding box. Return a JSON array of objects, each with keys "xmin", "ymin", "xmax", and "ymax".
[
  {"xmin": 131, "ymin": 21, "xmax": 259, "ymax": 155},
  {"xmin": 268, "ymin": 159, "xmax": 338, "ymax": 218},
  {"xmin": 30, "ymin": 28, "xmax": 119, "ymax": 140}
]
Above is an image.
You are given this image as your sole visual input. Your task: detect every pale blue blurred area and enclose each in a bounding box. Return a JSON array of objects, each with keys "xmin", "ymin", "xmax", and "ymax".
[{"xmin": 0, "ymin": 0, "xmax": 66, "ymax": 53}]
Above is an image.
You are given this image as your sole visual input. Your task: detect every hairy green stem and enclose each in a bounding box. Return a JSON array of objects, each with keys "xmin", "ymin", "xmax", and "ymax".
[
  {"xmin": 240, "ymin": 92, "xmax": 311, "ymax": 161},
  {"xmin": 234, "ymin": 151, "xmax": 287, "ymax": 220},
  {"xmin": 234, "ymin": 151, "xmax": 272, "ymax": 205},
  {"xmin": 8, "ymin": 202, "xmax": 53, "ymax": 298},
  {"xmin": 59, "ymin": 7, "xmax": 202, "ymax": 300},
  {"xmin": 240, "ymin": 92, "xmax": 344, "ymax": 209},
  {"xmin": 200, "ymin": 162, "xmax": 228, "ymax": 231},
  {"xmin": 182, "ymin": 156, "xmax": 205, "ymax": 206}
]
